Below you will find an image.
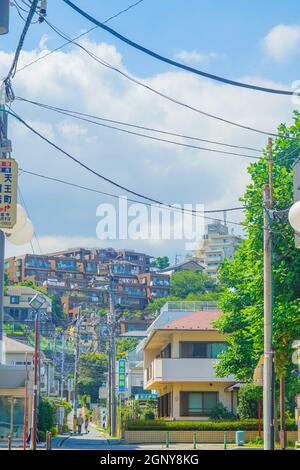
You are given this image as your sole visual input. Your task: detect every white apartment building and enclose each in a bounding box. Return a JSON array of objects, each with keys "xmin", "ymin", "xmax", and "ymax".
[
  {"xmin": 195, "ymin": 221, "xmax": 241, "ymax": 277},
  {"xmin": 143, "ymin": 302, "xmax": 238, "ymax": 420}
]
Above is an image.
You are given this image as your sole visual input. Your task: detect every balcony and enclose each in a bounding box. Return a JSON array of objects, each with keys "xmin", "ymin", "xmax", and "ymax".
[{"xmin": 144, "ymin": 358, "xmax": 234, "ymax": 389}]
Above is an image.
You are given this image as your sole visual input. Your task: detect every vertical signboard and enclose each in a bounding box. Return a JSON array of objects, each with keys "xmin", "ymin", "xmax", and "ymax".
[
  {"xmin": 0, "ymin": 158, "xmax": 17, "ymax": 229},
  {"xmin": 118, "ymin": 359, "xmax": 126, "ymax": 393}
]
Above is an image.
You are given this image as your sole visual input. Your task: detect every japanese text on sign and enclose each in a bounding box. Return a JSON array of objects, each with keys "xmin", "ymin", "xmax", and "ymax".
[
  {"xmin": 118, "ymin": 359, "xmax": 126, "ymax": 393},
  {"xmin": 0, "ymin": 159, "xmax": 18, "ymax": 229}
]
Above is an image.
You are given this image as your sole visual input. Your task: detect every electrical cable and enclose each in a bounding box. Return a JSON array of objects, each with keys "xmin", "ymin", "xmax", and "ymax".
[
  {"xmin": 15, "ymin": 96, "xmax": 261, "ymax": 153},
  {"xmin": 13, "ymin": 97, "xmax": 259, "ymax": 159},
  {"xmin": 18, "ymin": 183, "xmax": 43, "ymax": 254},
  {"xmin": 4, "ymin": 105, "xmax": 244, "ymax": 226},
  {"xmin": 19, "ymin": 167, "xmax": 248, "ymax": 216},
  {"xmin": 4, "ymin": 0, "xmax": 39, "ymax": 85},
  {"xmin": 6, "ymin": 0, "xmax": 145, "ymax": 77},
  {"xmin": 44, "ymin": 19, "xmax": 300, "ymax": 143},
  {"xmin": 63, "ymin": 0, "xmax": 295, "ymax": 97}
]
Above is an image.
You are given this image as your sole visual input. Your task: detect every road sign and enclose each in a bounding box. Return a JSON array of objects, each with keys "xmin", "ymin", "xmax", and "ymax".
[
  {"xmin": 118, "ymin": 359, "xmax": 126, "ymax": 393},
  {"xmin": 0, "ymin": 158, "xmax": 17, "ymax": 229}
]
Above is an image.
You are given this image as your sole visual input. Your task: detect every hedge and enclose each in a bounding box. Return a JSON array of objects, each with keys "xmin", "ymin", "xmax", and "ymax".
[{"xmin": 125, "ymin": 419, "xmax": 297, "ymax": 431}]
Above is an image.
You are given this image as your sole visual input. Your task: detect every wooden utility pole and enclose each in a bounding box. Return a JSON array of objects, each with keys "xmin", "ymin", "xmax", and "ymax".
[
  {"xmin": 31, "ymin": 314, "xmax": 39, "ymax": 450},
  {"xmin": 263, "ymin": 138, "xmax": 275, "ymax": 450},
  {"xmin": 73, "ymin": 307, "xmax": 81, "ymax": 433},
  {"xmin": 23, "ymin": 352, "xmax": 28, "ymax": 450}
]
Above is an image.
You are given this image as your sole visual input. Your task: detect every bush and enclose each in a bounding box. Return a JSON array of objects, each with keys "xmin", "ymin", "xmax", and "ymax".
[
  {"xmin": 38, "ymin": 430, "xmax": 46, "ymax": 442},
  {"xmin": 143, "ymin": 411, "xmax": 155, "ymax": 420},
  {"xmin": 125, "ymin": 419, "xmax": 296, "ymax": 431},
  {"xmin": 38, "ymin": 398, "xmax": 55, "ymax": 435},
  {"xmin": 50, "ymin": 426, "xmax": 58, "ymax": 437},
  {"xmin": 209, "ymin": 403, "xmax": 236, "ymax": 421},
  {"xmin": 237, "ymin": 384, "xmax": 262, "ymax": 419}
]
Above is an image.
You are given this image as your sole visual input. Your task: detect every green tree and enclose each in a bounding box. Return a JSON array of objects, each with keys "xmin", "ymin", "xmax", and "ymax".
[
  {"xmin": 237, "ymin": 384, "xmax": 262, "ymax": 419},
  {"xmin": 78, "ymin": 353, "xmax": 108, "ymax": 401},
  {"xmin": 38, "ymin": 398, "xmax": 55, "ymax": 439},
  {"xmin": 170, "ymin": 270, "xmax": 219, "ymax": 298},
  {"xmin": 214, "ymin": 113, "xmax": 300, "ymax": 405},
  {"xmin": 155, "ymin": 256, "xmax": 170, "ymax": 270},
  {"xmin": 116, "ymin": 337, "xmax": 139, "ymax": 360}
]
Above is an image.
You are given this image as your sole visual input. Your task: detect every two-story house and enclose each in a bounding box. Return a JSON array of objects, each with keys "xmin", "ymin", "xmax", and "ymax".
[{"xmin": 143, "ymin": 302, "xmax": 237, "ymax": 420}]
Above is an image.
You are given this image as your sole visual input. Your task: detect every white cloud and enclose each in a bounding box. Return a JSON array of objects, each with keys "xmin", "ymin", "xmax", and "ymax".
[
  {"xmin": 263, "ymin": 24, "xmax": 300, "ymax": 61},
  {"xmin": 0, "ymin": 39, "xmax": 296, "ymax": 259},
  {"xmin": 39, "ymin": 34, "xmax": 49, "ymax": 51},
  {"xmin": 173, "ymin": 50, "xmax": 222, "ymax": 65}
]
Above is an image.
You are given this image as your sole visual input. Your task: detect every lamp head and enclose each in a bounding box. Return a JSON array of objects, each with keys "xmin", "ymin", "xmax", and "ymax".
[
  {"xmin": 29, "ymin": 293, "xmax": 46, "ymax": 311},
  {"xmin": 288, "ymin": 201, "xmax": 300, "ymax": 233}
]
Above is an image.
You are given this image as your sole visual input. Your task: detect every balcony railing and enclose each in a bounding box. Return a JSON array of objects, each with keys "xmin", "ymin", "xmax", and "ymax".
[
  {"xmin": 144, "ymin": 358, "xmax": 234, "ymax": 388},
  {"xmin": 161, "ymin": 301, "xmax": 219, "ymax": 312}
]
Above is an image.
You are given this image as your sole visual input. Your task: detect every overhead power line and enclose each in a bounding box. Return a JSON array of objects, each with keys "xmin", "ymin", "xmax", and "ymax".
[
  {"xmin": 4, "ymin": 107, "xmax": 244, "ymax": 226},
  {"xmin": 8, "ymin": 0, "xmax": 145, "ymax": 77},
  {"xmin": 44, "ymin": 20, "xmax": 300, "ymax": 143},
  {"xmin": 3, "ymin": 0, "xmax": 39, "ymax": 92},
  {"xmin": 16, "ymin": 96, "xmax": 261, "ymax": 153},
  {"xmin": 63, "ymin": 0, "xmax": 295, "ymax": 97},
  {"xmin": 14, "ymin": 97, "xmax": 259, "ymax": 159},
  {"xmin": 19, "ymin": 168, "xmax": 247, "ymax": 220}
]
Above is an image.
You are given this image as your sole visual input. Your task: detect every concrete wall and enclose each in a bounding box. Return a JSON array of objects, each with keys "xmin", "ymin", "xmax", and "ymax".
[{"xmin": 124, "ymin": 430, "xmax": 298, "ymax": 444}]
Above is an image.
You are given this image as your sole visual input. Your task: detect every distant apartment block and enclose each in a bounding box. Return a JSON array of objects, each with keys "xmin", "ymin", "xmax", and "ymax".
[
  {"xmin": 195, "ymin": 222, "xmax": 241, "ymax": 277},
  {"xmin": 5, "ymin": 248, "xmax": 170, "ymax": 317}
]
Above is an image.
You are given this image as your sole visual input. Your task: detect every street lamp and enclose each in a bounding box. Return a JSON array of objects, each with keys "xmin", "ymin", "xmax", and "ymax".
[
  {"xmin": 29, "ymin": 293, "xmax": 46, "ymax": 451},
  {"xmin": 288, "ymin": 201, "xmax": 300, "ymax": 233}
]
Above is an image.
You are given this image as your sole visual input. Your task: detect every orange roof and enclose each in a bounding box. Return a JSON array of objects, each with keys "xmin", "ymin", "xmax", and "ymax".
[{"xmin": 162, "ymin": 310, "xmax": 222, "ymax": 331}]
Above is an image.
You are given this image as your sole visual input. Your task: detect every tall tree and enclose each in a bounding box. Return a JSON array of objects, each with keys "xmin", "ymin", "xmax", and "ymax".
[
  {"xmin": 78, "ymin": 353, "xmax": 107, "ymax": 401},
  {"xmin": 215, "ymin": 113, "xmax": 300, "ymax": 411},
  {"xmin": 170, "ymin": 270, "xmax": 219, "ymax": 298},
  {"xmin": 155, "ymin": 256, "xmax": 170, "ymax": 270}
]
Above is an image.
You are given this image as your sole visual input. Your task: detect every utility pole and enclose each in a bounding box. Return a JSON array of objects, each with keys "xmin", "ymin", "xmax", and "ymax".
[
  {"xmin": 60, "ymin": 333, "xmax": 65, "ymax": 400},
  {"xmin": 73, "ymin": 307, "xmax": 81, "ymax": 432},
  {"xmin": 263, "ymin": 138, "xmax": 275, "ymax": 450},
  {"xmin": 0, "ymin": 84, "xmax": 9, "ymax": 364},
  {"xmin": 31, "ymin": 313, "xmax": 39, "ymax": 450},
  {"xmin": 108, "ymin": 265, "xmax": 117, "ymax": 436},
  {"xmin": 23, "ymin": 352, "xmax": 28, "ymax": 450}
]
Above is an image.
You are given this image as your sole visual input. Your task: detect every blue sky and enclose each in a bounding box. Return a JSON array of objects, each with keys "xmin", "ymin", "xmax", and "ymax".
[
  {"xmin": 1, "ymin": 1, "xmax": 300, "ymax": 260},
  {"xmin": 3, "ymin": 0, "xmax": 300, "ymax": 82}
]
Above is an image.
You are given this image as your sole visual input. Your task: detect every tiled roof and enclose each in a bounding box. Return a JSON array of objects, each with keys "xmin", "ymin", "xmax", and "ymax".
[{"xmin": 162, "ymin": 310, "xmax": 222, "ymax": 331}]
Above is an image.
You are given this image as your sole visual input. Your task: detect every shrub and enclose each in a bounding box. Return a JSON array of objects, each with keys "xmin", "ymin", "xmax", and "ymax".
[
  {"xmin": 143, "ymin": 411, "xmax": 156, "ymax": 420},
  {"xmin": 209, "ymin": 403, "xmax": 236, "ymax": 421},
  {"xmin": 38, "ymin": 430, "xmax": 46, "ymax": 442},
  {"xmin": 38, "ymin": 398, "xmax": 55, "ymax": 435},
  {"xmin": 125, "ymin": 419, "xmax": 296, "ymax": 431},
  {"xmin": 50, "ymin": 426, "xmax": 58, "ymax": 437},
  {"xmin": 237, "ymin": 384, "xmax": 262, "ymax": 419}
]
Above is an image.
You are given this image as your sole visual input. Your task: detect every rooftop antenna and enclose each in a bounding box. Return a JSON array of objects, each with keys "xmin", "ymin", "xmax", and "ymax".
[{"xmin": 223, "ymin": 210, "xmax": 227, "ymax": 226}]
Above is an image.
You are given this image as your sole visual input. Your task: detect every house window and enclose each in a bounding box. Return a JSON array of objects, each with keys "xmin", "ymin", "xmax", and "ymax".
[
  {"xmin": 160, "ymin": 343, "xmax": 171, "ymax": 359},
  {"xmin": 10, "ymin": 296, "xmax": 20, "ymax": 304},
  {"xmin": 180, "ymin": 392, "xmax": 218, "ymax": 416},
  {"xmin": 159, "ymin": 392, "xmax": 171, "ymax": 417},
  {"xmin": 179, "ymin": 342, "xmax": 228, "ymax": 358}
]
